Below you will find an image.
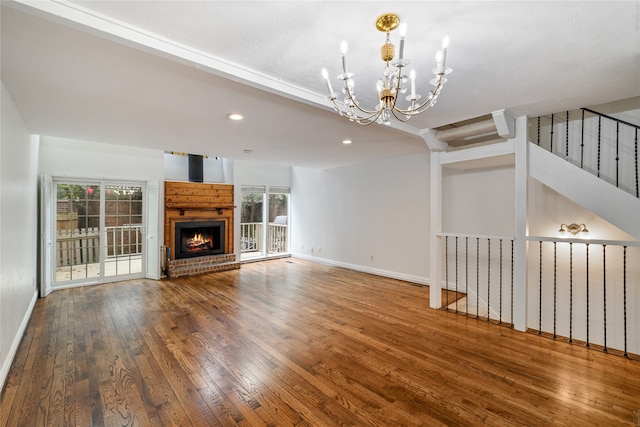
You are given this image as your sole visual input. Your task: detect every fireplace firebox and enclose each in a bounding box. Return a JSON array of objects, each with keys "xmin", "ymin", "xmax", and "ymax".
[{"xmin": 174, "ymin": 221, "xmax": 225, "ymax": 259}]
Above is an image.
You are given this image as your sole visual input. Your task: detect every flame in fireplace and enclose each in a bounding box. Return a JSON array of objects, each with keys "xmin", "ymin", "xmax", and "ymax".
[
  {"xmin": 185, "ymin": 231, "xmax": 213, "ymax": 251},
  {"xmin": 175, "ymin": 221, "xmax": 224, "ymax": 258}
]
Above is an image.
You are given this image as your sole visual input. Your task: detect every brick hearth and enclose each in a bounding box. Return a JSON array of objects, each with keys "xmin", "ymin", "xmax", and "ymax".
[{"xmin": 168, "ymin": 253, "xmax": 239, "ymax": 278}]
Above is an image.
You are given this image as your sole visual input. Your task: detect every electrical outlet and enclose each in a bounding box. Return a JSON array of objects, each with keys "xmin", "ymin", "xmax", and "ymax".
[{"xmin": 370, "ymin": 255, "xmax": 374, "ymax": 261}]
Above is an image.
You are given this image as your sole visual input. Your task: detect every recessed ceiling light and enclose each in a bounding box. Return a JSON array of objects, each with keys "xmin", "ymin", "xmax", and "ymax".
[
  {"xmin": 342, "ymin": 139, "xmax": 352, "ymax": 145},
  {"xmin": 227, "ymin": 113, "xmax": 243, "ymax": 121}
]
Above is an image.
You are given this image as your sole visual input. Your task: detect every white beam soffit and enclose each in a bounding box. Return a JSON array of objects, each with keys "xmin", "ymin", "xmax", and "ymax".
[{"xmin": 9, "ymin": 0, "xmax": 419, "ymax": 137}]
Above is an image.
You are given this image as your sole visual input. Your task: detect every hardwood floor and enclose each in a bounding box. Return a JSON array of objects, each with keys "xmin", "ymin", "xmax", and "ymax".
[{"xmin": 2, "ymin": 258, "xmax": 639, "ymax": 426}]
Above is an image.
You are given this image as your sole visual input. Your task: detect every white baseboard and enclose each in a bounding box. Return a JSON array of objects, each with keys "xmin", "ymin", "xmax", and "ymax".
[
  {"xmin": 291, "ymin": 253, "xmax": 429, "ymax": 286},
  {"xmin": 0, "ymin": 289, "xmax": 38, "ymax": 393}
]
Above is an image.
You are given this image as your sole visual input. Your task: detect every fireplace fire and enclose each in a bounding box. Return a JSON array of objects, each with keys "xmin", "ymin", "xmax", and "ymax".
[{"xmin": 174, "ymin": 221, "xmax": 225, "ymax": 259}]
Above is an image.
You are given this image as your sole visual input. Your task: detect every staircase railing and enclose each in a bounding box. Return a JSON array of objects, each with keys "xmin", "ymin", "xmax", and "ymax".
[
  {"xmin": 440, "ymin": 233, "xmax": 515, "ymax": 326},
  {"xmin": 531, "ymin": 109, "xmax": 639, "ymax": 197},
  {"xmin": 440, "ymin": 233, "xmax": 640, "ymax": 359},
  {"xmin": 528, "ymin": 236, "xmax": 639, "ymax": 359}
]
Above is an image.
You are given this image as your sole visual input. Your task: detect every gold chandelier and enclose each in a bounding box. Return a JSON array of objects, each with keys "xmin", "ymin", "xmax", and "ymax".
[{"xmin": 321, "ymin": 13, "xmax": 452, "ymax": 126}]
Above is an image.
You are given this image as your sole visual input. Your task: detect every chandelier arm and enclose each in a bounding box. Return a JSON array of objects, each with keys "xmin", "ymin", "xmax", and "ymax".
[
  {"xmin": 412, "ymin": 100, "xmax": 438, "ymax": 115},
  {"xmin": 341, "ymin": 108, "xmax": 383, "ymax": 125},
  {"xmin": 395, "ymin": 72, "xmax": 445, "ymax": 115},
  {"xmin": 387, "ymin": 65, "xmax": 415, "ymax": 122},
  {"xmin": 354, "ymin": 111, "xmax": 384, "ymax": 125},
  {"xmin": 395, "ymin": 98, "xmax": 434, "ymax": 115},
  {"xmin": 352, "ymin": 108, "xmax": 385, "ymax": 125},
  {"xmin": 343, "ymin": 83, "xmax": 381, "ymax": 116},
  {"xmin": 332, "ymin": 96, "xmax": 384, "ymax": 125},
  {"xmin": 389, "ymin": 108, "xmax": 413, "ymax": 122},
  {"xmin": 411, "ymin": 86, "xmax": 441, "ymax": 114},
  {"xmin": 352, "ymin": 111, "xmax": 385, "ymax": 125},
  {"xmin": 403, "ymin": 97, "xmax": 436, "ymax": 115},
  {"xmin": 329, "ymin": 97, "xmax": 355, "ymax": 118}
]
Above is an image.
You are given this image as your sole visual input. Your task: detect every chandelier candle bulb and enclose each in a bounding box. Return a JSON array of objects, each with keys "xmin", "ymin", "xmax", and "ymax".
[
  {"xmin": 441, "ymin": 36, "xmax": 449, "ymax": 67},
  {"xmin": 435, "ymin": 51, "xmax": 443, "ymax": 71},
  {"xmin": 341, "ymin": 41, "xmax": 348, "ymax": 73},
  {"xmin": 321, "ymin": 68, "xmax": 334, "ymax": 96},
  {"xmin": 399, "ymin": 23, "xmax": 407, "ymax": 60}
]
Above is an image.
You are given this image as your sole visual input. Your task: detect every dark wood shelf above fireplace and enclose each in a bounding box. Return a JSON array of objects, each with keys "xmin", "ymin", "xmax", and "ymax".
[{"xmin": 165, "ymin": 203, "xmax": 235, "ymax": 216}]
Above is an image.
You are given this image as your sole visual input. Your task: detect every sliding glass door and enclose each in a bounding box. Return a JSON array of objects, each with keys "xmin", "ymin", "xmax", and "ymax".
[
  {"xmin": 240, "ymin": 186, "xmax": 265, "ymax": 260},
  {"xmin": 104, "ymin": 185, "xmax": 143, "ymax": 278},
  {"xmin": 267, "ymin": 189, "xmax": 289, "ymax": 255},
  {"xmin": 55, "ymin": 182, "xmax": 101, "ymax": 282},
  {"xmin": 53, "ymin": 180, "xmax": 144, "ymax": 287},
  {"xmin": 240, "ymin": 185, "xmax": 290, "ymax": 261}
]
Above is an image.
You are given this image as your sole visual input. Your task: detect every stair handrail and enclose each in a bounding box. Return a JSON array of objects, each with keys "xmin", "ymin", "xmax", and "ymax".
[
  {"xmin": 582, "ymin": 108, "xmax": 638, "ymax": 197},
  {"xmin": 533, "ymin": 108, "xmax": 639, "ymax": 198},
  {"xmin": 581, "ymin": 107, "xmax": 640, "ymax": 130}
]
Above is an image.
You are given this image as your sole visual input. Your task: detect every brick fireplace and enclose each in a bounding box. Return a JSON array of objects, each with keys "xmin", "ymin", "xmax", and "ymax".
[{"xmin": 164, "ymin": 181, "xmax": 239, "ymax": 277}]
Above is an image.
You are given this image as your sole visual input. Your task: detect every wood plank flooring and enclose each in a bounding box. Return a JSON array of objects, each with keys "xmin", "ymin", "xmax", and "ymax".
[{"xmin": 2, "ymin": 258, "xmax": 639, "ymax": 426}]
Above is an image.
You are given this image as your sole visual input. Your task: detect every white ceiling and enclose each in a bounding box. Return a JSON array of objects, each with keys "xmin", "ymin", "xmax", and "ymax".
[{"xmin": 2, "ymin": 1, "xmax": 639, "ymax": 169}]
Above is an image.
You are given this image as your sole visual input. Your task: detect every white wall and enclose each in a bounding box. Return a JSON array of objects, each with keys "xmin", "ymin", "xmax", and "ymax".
[
  {"xmin": 291, "ymin": 154, "xmax": 430, "ymax": 284},
  {"xmin": 39, "ymin": 136, "xmax": 164, "ymax": 181},
  {"xmin": 1, "ymin": 82, "xmax": 39, "ymax": 390},
  {"xmin": 233, "ymin": 160, "xmax": 292, "ymax": 188},
  {"xmin": 442, "ymin": 165, "xmax": 516, "ymax": 236},
  {"xmin": 528, "ymin": 177, "xmax": 635, "ymax": 240}
]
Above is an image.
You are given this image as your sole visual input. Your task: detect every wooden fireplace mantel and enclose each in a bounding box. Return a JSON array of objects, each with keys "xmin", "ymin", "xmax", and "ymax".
[
  {"xmin": 165, "ymin": 204, "xmax": 235, "ymax": 216},
  {"xmin": 164, "ymin": 181, "xmax": 234, "ymax": 259}
]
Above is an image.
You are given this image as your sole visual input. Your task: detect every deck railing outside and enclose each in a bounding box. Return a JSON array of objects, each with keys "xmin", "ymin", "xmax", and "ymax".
[
  {"xmin": 57, "ymin": 222, "xmax": 288, "ymax": 265},
  {"xmin": 56, "ymin": 224, "xmax": 143, "ymax": 266},
  {"xmin": 241, "ymin": 222, "xmax": 288, "ymax": 255}
]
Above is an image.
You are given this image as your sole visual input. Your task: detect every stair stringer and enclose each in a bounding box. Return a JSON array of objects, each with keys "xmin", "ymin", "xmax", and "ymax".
[{"xmin": 529, "ymin": 142, "xmax": 640, "ymax": 240}]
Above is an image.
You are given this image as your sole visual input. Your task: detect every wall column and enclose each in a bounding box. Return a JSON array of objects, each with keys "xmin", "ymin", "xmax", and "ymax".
[
  {"xmin": 513, "ymin": 116, "xmax": 529, "ymax": 331},
  {"xmin": 429, "ymin": 150, "xmax": 443, "ymax": 308},
  {"xmin": 421, "ymin": 129, "xmax": 447, "ymax": 309}
]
